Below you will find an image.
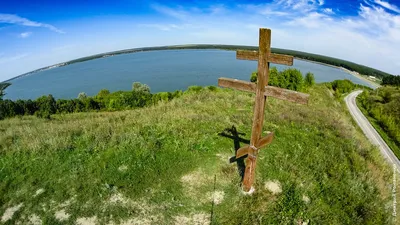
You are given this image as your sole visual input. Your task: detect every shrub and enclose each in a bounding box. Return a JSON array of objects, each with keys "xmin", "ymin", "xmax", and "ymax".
[
  {"xmin": 305, "ymin": 72, "xmax": 316, "ymax": 87},
  {"xmin": 250, "ymin": 72, "xmax": 258, "ymax": 83},
  {"xmin": 132, "ymin": 82, "xmax": 150, "ymax": 93},
  {"xmin": 35, "ymin": 95, "xmax": 56, "ymax": 119},
  {"xmin": 187, "ymin": 86, "xmax": 203, "ymax": 93},
  {"xmin": 77, "ymin": 92, "xmax": 87, "ymax": 100}
]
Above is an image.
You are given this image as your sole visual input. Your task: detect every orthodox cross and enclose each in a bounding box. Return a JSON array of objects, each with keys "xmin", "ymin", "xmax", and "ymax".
[{"xmin": 218, "ymin": 28, "xmax": 310, "ymax": 193}]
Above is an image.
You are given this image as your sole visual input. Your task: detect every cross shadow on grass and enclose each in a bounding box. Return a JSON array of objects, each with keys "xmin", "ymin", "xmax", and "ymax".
[{"xmin": 218, "ymin": 125, "xmax": 249, "ymax": 182}]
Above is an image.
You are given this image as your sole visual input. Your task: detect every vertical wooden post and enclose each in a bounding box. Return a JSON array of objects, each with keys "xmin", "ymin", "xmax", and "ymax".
[{"xmin": 242, "ymin": 29, "xmax": 271, "ymax": 192}]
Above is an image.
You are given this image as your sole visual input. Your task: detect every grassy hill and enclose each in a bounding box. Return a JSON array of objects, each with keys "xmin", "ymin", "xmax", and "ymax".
[{"xmin": 0, "ymin": 85, "xmax": 397, "ymax": 224}]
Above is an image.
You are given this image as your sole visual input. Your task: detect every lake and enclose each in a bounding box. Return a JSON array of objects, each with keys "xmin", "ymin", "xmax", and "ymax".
[{"xmin": 5, "ymin": 50, "xmax": 373, "ymax": 100}]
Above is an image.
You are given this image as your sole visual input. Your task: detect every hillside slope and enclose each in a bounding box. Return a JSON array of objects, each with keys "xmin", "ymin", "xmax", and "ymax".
[{"xmin": 0, "ymin": 85, "xmax": 397, "ymax": 224}]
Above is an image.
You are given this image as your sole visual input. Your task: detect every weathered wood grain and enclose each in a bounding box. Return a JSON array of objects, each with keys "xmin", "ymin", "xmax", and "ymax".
[
  {"xmin": 218, "ymin": 77, "xmax": 309, "ymax": 104},
  {"xmin": 236, "ymin": 146, "xmax": 250, "ymax": 158},
  {"xmin": 242, "ymin": 28, "xmax": 271, "ymax": 192},
  {"xmin": 256, "ymin": 132, "xmax": 274, "ymax": 149},
  {"xmin": 237, "ymin": 51, "xmax": 293, "ymax": 66},
  {"xmin": 264, "ymin": 86, "xmax": 309, "ymax": 105}
]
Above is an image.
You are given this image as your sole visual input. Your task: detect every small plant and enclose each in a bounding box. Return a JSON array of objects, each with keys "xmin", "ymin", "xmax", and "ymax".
[{"xmin": 132, "ymin": 82, "xmax": 150, "ymax": 93}]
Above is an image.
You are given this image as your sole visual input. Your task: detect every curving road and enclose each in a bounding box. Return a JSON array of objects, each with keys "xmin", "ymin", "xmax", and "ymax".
[{"xmin": 345, "ymin": 90, "xmax": 400, "ymax": 172}]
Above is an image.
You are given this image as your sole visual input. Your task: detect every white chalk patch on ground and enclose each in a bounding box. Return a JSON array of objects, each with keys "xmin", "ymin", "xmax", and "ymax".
[
  {"xmin": 28, "ymin": 214, "xmax": 42, "ymax": 225},
  {"xmin": 118, "ymin": 165, "xmax": 128, "ymax": 172},
  {"xmin": 264, "ymin": 180, "xmax": 282, "ymax": 195},
  {"xmin": 193, "ymin": 213, "xmax": 210, "ymax": 225},
  {"xmin": 302, "ymin": 195, "xmax": 310, "ymax": 204},
  {"xmin": 181, "ymin": 170, "xmax": 206, "ymax": 187},
  {"xmin": 33, "ymin": 189, "xmax": 45, "ymax": 197},
  {"xmin": 209, "ymin": 191, "xmax": 225, "ymax": 205},
  {"xmin": 1, "ymin": 203, "xmax": 23, "ymax": 222},
  {"xmin": 76, "ymin": 216, "xmax": 98, "ymax": 225},
  {"xmin": 174, "ymin": 213, "xmax": 210, "ymax": 225},
  {"xmin": 109, "ymin": 192, "xmax": 129, "ymax": 205},
  {"xmin": 55, "ymin": 209, "xmax": 70, "ymax": 221}
]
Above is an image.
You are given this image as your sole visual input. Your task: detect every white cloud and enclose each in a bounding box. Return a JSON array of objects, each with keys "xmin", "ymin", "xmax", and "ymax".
[
  {"xmin": 0, "ymin": 14, "xmax": 64, "ymax": 33},
  {"xmin": 276, "ymin": 0, "xmax": 323, "ymax": 13},
  {"xmin": 374, "ymin": 0, "xmax": 400, "ymax": 13},
  {"xmin": 150, "ymin": 4, "xmax": 188, "ymax": 20},
  {"xmin": 19, "ymin": 32, "xmax": 32, "ymax": 38},
  {"xmin": 146, "ymin": 2, "xmax": 399, "ymax": 74},
  {"xmin": 323, "ymin": 8, "xmax": 334, "ymax": 14}
]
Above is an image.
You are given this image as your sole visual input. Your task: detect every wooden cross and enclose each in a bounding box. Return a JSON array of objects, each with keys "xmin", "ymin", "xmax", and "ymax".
[{"xmin": 218, "ymin": 28, "xmax": 310, "ymax": 192}]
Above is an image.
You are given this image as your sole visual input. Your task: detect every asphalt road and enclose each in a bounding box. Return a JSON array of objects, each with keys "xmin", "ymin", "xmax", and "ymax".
[{"xmin": 345, "ymin": 90, "xmax": 400, "ymax": 172}]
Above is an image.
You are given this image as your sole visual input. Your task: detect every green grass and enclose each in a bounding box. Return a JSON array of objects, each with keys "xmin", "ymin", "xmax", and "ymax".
[{"xmin": 0, "ymin": 85, "xmax": 397, "ymax": 224}]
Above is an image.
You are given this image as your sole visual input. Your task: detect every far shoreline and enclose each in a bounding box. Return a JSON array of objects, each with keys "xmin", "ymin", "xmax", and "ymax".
[
  {"xmin": 295, "ymin": 58, "xmax": 381, "ymax": 88},
  {"xmin": 3, "ymin": 44, "xmax": 390, "ymax": 85}
]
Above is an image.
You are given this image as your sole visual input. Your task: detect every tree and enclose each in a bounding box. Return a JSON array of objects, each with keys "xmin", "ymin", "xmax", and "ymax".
[
  {"xmin": 305, "ymin": 72, "xmax": 316, "ymax": 87},
  {"xmin": 0, "ymin": 82, "xmax": 11, "ymax": 99},
  {"xmin": 132, "ymin": 82, "xmax": 150, "ymax": 93},
  {"xmin": 78, "ymin": 92, "xmax": 87, "ymax": 100},
  {"xmin": 97, "ymin": 89, "xmax": 110, "ymax": 98},
  {"xmin": 35, "ymin": 94, "xmax": 56, "ymax": 119}
]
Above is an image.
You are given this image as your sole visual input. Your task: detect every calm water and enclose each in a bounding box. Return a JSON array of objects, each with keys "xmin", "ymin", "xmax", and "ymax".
[{"xmin": 5, "ymin": 50, "xmax": 373, "ymax": 100}]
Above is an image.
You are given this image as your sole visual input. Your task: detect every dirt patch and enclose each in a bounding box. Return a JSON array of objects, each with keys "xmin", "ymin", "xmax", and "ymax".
[
  {"xmin": 264, "ymin": 180, "xmax": 282, "ymax": 195},
  {"xmin": 1, "ymin": 203, "xmax": 23, "ymax": 222},
  {"xmin": 28, "ymin": 214, "xmax": 42, "ymax": 225},
  {"xmin": 174, "ymin": 213, "xmax": 210, "ymax": 225},
  {"xmin": 76, "ymin": 216, "xmax": 98, "ymax": 225},
  {"xmin": 55, "ymin": 209, "xmax": 70, "ymax": 221}
]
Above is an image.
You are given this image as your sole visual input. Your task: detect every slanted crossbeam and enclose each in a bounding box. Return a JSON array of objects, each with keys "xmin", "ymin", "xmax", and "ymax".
[
  {"xmin": 218, "ymin": 78, "xmax": 309, "ymax": 104},
  {"xmin": 218, "ymin": 28, "xmax": 310, "ymax": 193}
]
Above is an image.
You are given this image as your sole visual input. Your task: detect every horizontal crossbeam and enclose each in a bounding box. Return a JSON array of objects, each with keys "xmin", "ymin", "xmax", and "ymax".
[
  {"xmin": 218, "ymin": 78, "xmax": 309, "ymax": 105},
  {"xmin": 236, "ymin": 50, "xmax": 294, "ymax": 66}
]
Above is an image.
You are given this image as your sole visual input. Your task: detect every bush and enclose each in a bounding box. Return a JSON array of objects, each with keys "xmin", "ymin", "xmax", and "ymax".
[
  {"xmin": 35, "ymin": 95, "xmax": 56, "ymax": 119},
  {"xmin": 132, "ymin": 82, "xmax": 150, "ymax": 93},
  {"xmin": 250, "ymin": 68, "xmax": 305, "ymax": 91},
  {"xmin": 78, "ymin": 92, "xmax": 87, "ymax": 100},
  {"xmin": 305, "ymin": 72, "xmax": 316, "ymax": 87},
  {"xmin": 250, "ymin": 72, "xmax": 257, "ymax": 83},
  {"xmin": 187, "ymin": 86, "xmax": 203, "ymax": 93},
  {"xmin": 331, "ymin": 80, "xmax": 355, "ymax": 94},
  {"xmin": 206, "ymin": 86, "xmax": 218, "ymax": 92}
]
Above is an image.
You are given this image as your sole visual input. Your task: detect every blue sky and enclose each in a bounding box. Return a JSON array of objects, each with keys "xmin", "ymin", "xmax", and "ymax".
[{"xmin": 1, "ymin": 0, "xmax": 399, "ymax": 81}]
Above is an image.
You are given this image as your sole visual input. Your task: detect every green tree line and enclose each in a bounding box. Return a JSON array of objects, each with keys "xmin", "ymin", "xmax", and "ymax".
[
  {"xmin": 0, "ymin": 82, "xmax": 187, "ymax": 120},
  {"xmin": 382, "ymin": 74, "xmax": 400, "ymax": 86},
  {"xmin": 358, "ymin": 87, "xmax": 400, "ymax": 148}
]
